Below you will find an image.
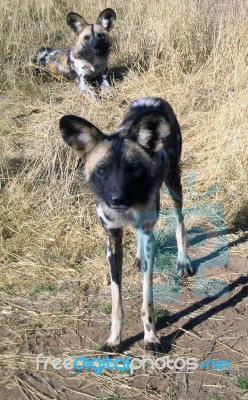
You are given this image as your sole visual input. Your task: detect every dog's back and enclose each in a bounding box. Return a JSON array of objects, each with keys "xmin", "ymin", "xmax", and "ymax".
[
  {"xmin": 120, "ymin": 97, "xmax": 182, "ymax": 157},
  {"xmin": 36, "ymin": 47, "xmax": 74, "ymax": 79}
]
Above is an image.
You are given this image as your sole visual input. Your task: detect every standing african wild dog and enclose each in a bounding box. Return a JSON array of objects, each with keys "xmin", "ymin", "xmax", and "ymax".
[
  {"xmin": 60, "ymin": 97, "xmax": 193, "ymax": 353},
  {"xmin": 36, "ymin": 9, "xmax": 116, "ymax": 95}
]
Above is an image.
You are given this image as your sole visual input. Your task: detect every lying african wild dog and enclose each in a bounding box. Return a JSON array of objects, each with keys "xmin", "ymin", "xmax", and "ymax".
[
  {"xmin": 60, "ymin": 97, "xmax": 193, "ymax": 353},
  {"xmin": 36, "ymin": 8, "xmax": 116, "ymax": 95}
]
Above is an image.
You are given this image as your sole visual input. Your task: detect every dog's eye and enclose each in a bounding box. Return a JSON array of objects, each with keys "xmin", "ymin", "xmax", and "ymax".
[
  {"xmin": 84, "ymin": 35, "xmax": 90, "ymax": 41},
  {"xmin": 97, "ymin": 165, "xmax": 107, "ymax": 174},
  {"xmin": 126, "ymin": 164, "xmax": 142, "ymax": 177},
  {"xmin": 97, "ymin": 32, "xmax": 105, "ymax": 39}
]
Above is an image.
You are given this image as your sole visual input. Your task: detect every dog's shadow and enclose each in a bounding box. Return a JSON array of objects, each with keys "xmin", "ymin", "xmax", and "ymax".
[
  {"xmin": 120, "ymin": 275, "xmax": 248, "ymax": 354},
  {"xmin": 92, "ymin": 65, "xmax": 130, "ymax": 88},
  {"xmin": 107, "ymin": 65, "xmax": 130, "ymax": 82},
  {"xmin": 120, "ymin": 228, "xmax": 248, "ymax": 354}
]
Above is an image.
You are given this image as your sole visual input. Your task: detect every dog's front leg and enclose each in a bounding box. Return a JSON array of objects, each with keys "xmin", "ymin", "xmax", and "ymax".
[
  {"xmin": 75, "ymin": 74, "xmax": 96, "ymax": 97},
  {"xmin": 138, "ymin": 229, "xmax": 163, "ymax": 353},
  {"xmin": 101, "ymin": 228, "xmax": 124, "ymax": 352},
  {"xmin": 100, "ymin": 73, "xmax": 111, "ymax": 92},
  {"xmin": 72, "ymin": 59, "xmax": 96, "ymax": 97}
]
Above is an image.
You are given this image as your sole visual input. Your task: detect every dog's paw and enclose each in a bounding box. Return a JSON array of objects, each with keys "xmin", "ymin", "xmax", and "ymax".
[
  {"xmin": 85, "ymin": 88, "xmax": 98, "ymax": 99},
  {"xmin": 76, "ymin": 82, "xmax": 97, "ymax": 99},
  {"xmin": 101, "ymin": 83, "xmax": 111, "ymax": 92},
  {"xmin": 176, "ymin": 255, "xmax": 194, "ymax": 278},
  {"xmin": 100, "ymin": 85, "xmax": 112, "ymax": 99},
  {"xmin": 144, "ymin": 340, "xmax": 164, "ymax": 355},
  {"xmin": 100, "ymin": 342, "xmax": 122, "ymax": 354}
]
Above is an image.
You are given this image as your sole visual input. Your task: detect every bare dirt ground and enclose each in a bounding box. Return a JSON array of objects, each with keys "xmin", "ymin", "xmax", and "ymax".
[{"xmin": 1, "ymin": 230, "xmax": 248, "ymax": 400}]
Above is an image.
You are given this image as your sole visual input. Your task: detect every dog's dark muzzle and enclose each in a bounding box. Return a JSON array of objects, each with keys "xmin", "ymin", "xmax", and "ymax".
[
  {"xmin": 92, "ymin": 40, "xmax": 109, "ymax": 55},
  {"xmin": 109, "ymin": 193, "xmax": 129, "ymax": 211}
]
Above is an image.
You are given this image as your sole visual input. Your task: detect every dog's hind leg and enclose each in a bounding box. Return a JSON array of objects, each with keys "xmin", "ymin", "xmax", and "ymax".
[
  {"xmin": 137, "ymin": 228, "xmax": 163, "ymax": 353},
  {"xmin": 101, "ymin": 228, "xmax": 124, "ymax": 352},
  {"xmin": 165, "ymin": 163, "xmax": 193, "ymax": 278}
]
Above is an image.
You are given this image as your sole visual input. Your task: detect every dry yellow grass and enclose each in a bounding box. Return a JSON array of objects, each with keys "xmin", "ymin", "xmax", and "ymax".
[{"xmin": 0, "ymin": 0, "xmax": 248, "ymax": 398}]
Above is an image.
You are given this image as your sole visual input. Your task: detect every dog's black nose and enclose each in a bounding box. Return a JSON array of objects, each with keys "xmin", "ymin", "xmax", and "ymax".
[{"xmin": 110, "ymin": 195, "xmax": 125, "ymax": 207}]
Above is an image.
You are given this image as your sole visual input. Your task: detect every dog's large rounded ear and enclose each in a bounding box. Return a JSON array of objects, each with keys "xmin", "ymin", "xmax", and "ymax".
[
  {"xmin": 97, "ymin": 8, "xmax": 116, "ymax": 32},
  {"xmin": 60, "ymin": 115, "xmax": 105, "ymax": 157},
  {"xmin": 126, "ymin": 113, "xmax": 171, "ymax": 153},
  {"xmin": 66, "ymin": 13, "xmax": 87, "ymax": 34}
]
